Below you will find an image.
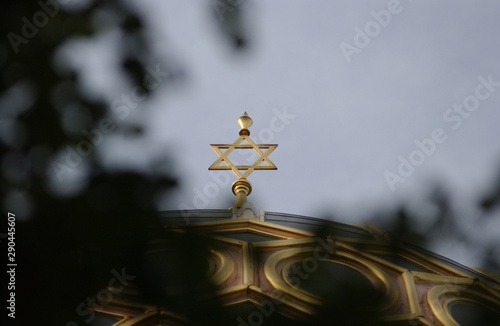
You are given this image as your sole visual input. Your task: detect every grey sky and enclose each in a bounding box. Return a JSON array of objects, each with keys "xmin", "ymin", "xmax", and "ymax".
[{"xmin": 58, "ymin": 0, "xmax": 500, "ymax": 267}]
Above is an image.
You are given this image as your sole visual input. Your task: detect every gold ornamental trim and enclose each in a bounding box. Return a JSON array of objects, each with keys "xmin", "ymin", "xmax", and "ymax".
[
  {"xmin": 210, "ymin": 249, "xmax": 236, "ymax": 285},
  {"xmin": 428, "ymin": 285, "xmax": 500, "ymax": 326},
  {"xmin": 263, "ymin": 247, "xmax": 399, "ymax": 310}
]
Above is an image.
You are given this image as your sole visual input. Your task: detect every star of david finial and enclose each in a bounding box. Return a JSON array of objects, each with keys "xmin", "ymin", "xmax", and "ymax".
[{"xmin": 209, "ymin": 112, "xmax": 278, "ymax": 209}]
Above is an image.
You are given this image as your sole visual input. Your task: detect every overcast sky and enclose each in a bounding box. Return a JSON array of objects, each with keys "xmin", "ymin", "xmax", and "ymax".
[{"xmin": 62, "ymin": 0, "xmax": 500, "ymax": 267}]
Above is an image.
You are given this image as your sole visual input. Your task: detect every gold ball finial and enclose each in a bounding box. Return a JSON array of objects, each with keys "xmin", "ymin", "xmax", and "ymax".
[{"xmin": 238, "ymin": 112, "xmax": 253, "ymax": 131}]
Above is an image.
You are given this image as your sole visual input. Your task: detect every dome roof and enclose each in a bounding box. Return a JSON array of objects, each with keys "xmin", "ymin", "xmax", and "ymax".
[{"xmin": 89, "ymin": 208, "xmax": 500, "ymax": 325}]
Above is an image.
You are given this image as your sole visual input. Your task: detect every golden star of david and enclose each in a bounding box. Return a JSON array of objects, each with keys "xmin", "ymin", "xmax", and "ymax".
[
  {"xmin": 209, "ymin": 135, "xmax": 277, "ymax": 179},
  {"xmin": 209, "ymin": 113, "xmax": 278, "ymax": 209}
]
